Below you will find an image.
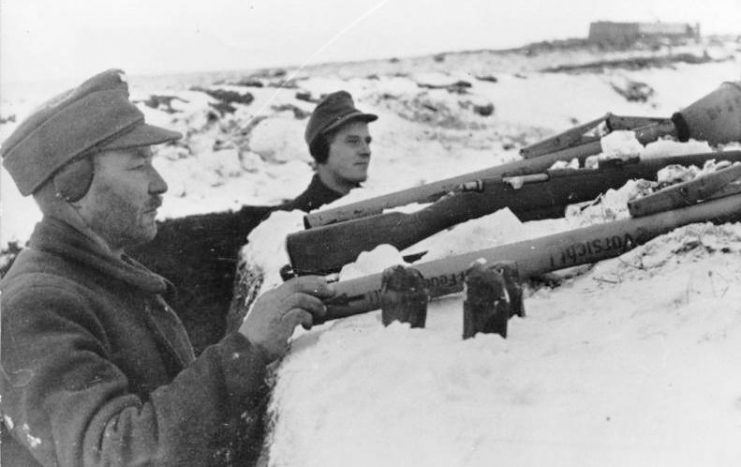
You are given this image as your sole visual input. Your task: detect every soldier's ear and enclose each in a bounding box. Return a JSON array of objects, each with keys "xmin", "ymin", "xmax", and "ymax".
[{"xmin": 53, "ymin": 156, "xmax": 94, "ymax": 202}]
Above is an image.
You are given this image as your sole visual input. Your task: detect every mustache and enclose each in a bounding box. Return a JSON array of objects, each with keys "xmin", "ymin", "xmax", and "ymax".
[{"xmin": 145, "ymin": 196, "xmax": 163, "ymax": 211}]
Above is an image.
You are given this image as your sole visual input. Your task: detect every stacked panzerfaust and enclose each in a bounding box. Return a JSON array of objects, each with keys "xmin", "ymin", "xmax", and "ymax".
[{"xmin": 281, "ymin": 81, "xmax": 741, "ymax": 322}]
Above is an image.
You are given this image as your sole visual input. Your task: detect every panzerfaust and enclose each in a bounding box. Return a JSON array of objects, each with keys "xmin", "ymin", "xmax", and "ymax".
[
  {"xmin": 285, "ymin": 81, "xmax": 741, "ymax": 276},
  {"xmin": 314, "ymin": 165, "xmax": 741, "ymax": 324},
  {"xmin": 286, "ymin": 150, "xmax": 741, "ymax": 275},
  {"xmin": 303, "ymin": 81, "xmax": 741, "ymax": 229}
]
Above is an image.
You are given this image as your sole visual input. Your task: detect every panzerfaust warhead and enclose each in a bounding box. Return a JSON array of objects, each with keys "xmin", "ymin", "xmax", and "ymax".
[
  {"xmin": 314, "ymin": 167, "xmax": 741, "ymax": 324},
  {"xmin": 286, "ymin": 150, "xmax": 741, "ymax": 275},
  {"xmin": 304, "ymin": 81, "xmax": 741, "ymax": 229}
]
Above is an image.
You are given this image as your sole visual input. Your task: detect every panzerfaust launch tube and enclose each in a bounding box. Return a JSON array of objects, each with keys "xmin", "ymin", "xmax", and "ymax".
[{"xmin": 320, "ymin": 192, "xmax": 741, "ymax": 322}]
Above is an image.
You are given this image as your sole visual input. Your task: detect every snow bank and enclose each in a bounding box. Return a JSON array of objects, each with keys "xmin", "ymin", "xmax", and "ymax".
[
  {"xmin": 265, "ymin": 222, "xmax": 741, "ymax": 467},
  {"xmin": 245, "ymin": 144, "xmax": 741, "ymax": 467}
]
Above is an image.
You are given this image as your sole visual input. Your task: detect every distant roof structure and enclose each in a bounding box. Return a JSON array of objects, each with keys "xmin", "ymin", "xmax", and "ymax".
[{"xmin": 588, "ymin": 21, "xmax": 700, "ymax": 45}]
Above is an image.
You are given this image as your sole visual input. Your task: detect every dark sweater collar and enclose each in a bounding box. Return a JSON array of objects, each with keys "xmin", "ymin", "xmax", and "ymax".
[
  {"xmin": 308, "ymin": 174, "xmax": 342, "ymax": 197},
  {"xmin": 30, "ymin": 216, "xmax": 173, "ymax": 296},
  {"xmin": 311, "ymin": 173, "xmax": 360, "ymax": 194}
]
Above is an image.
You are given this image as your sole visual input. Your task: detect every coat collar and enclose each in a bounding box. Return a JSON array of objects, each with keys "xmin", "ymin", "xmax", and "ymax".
[
  {"xmin": 29, "ymin": 216, "xmax": 174, "ymax": 297},
  {"xmin": 28, "ymin": 216, "xmax": 195, "ymax": 366}
]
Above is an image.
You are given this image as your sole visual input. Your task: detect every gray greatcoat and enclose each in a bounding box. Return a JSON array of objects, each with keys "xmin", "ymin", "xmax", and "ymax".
[{"xmin": 1, "ymin": 217, "xmax": 270, "ymax": 466}]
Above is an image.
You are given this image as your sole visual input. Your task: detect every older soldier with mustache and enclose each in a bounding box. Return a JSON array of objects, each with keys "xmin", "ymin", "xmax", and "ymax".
[{"xmin": 0, "ymin": 69, "xmax": 333, "ymax": 466}]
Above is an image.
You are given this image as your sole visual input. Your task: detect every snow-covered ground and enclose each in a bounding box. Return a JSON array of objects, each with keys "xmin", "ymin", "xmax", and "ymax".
[{"xmin": 2, "ymin": 38, "xmax": 741, "ymax": 466}]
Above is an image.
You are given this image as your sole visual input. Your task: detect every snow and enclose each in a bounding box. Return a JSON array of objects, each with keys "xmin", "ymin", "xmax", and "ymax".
[
  {"xmin": 262, "ymin": 221, "xmax": 741, "ymax": 467},
  {"xmin": 2, "ymin": 39, "xmax": 741, "ymax": 466}
]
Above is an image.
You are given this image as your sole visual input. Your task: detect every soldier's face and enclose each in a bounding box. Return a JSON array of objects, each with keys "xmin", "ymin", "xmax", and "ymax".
[
  {"xmin": 75, "ymin": 147, "xmax": 168, "ymax": 251},
  {"xmin": 325, "ymin": 121, "xmax": 372, "ymax": 184}
]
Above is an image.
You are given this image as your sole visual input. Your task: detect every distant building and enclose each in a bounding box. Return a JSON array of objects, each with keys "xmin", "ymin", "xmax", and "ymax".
[{"xmin": 588, "ymin": 21, "xmax": 700, "ymax": 45}]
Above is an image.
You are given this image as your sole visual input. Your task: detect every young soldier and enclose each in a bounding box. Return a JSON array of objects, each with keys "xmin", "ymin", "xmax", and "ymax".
[{"xmin": 283, "ymin": 90, "xmax": 378, "ymax": 212}]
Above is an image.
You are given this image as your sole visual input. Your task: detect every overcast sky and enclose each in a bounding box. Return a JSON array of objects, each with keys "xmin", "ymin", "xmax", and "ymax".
[{"xmin": 2, "ymin": 0, "xmax": 740, "ymax": 84}]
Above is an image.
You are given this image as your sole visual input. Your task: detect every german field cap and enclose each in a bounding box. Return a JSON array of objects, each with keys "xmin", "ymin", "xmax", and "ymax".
[
  {"xmin": 304, "ymin": 91, "xmax": 377, "ymax": 146},
  {"xmin": 1, "ymin": 68, "xmax": 182, "ymax": 196}
]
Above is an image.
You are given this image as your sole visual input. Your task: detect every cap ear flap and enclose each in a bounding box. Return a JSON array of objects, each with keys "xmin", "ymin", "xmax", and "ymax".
[{"xmin": 53, "ymin": 156, "xmax": 94, "ymax": 202}]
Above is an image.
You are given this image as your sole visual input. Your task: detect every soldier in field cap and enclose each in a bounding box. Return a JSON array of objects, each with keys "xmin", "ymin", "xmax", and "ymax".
[
  {"xmin": 0, "ymin": 69, "xmax": 334, "ymax": 466},
  {"xmin": 281, "ymin": 90, "xmax": 378, "ymax": 212}
]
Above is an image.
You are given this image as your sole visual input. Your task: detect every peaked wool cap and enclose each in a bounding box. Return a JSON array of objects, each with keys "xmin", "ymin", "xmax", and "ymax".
[
  {"xmin": 304, "ymin": 90, "xmax": 377, "ymax": 147},
  {"xmin": 1, "ymin": 69, "xmax": 182, "ymax": 196}
]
